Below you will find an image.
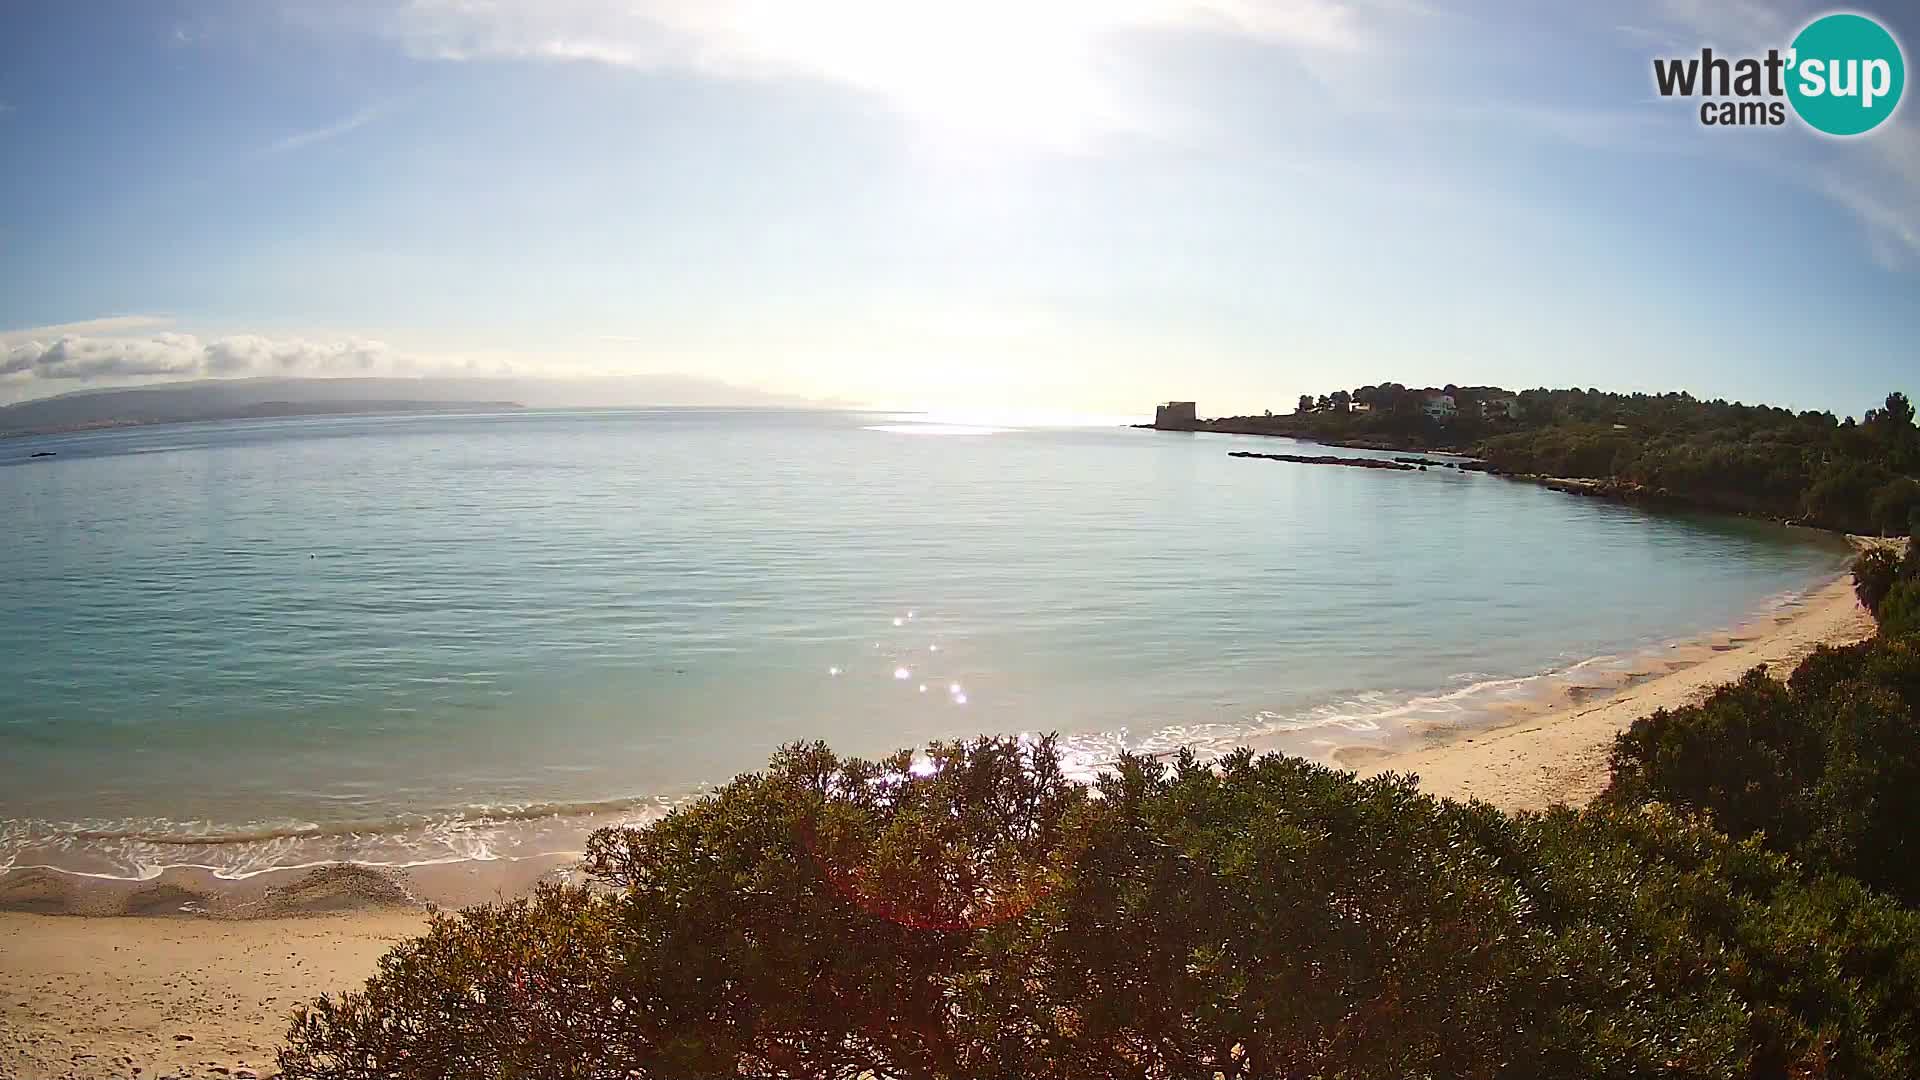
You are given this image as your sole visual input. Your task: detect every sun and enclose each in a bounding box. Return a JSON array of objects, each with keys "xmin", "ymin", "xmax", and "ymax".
[{"xmin": 706, "ymin": 0, "xmax": 1145, "ymax": 150}]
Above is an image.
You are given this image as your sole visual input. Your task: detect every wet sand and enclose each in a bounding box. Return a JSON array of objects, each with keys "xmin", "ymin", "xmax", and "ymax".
[{"xmin": 0, "ymin": 860, "xmax": 580, "ymax": 1079}]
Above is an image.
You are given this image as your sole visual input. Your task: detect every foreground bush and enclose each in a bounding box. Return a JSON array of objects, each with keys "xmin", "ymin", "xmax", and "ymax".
[
  {"xmin": 1880, "ymin": 578, "xmax": 1920, "ymax": 638},
  {"xmin": 1608, "ymin": 530, "xmax": 1920, "ymax": 897},
  {"xmin": 282, "ymin": 738, "xmax": 1920, "ymax": 1079},
  {"xmin": 1854, "ymin": 546, "xmax": 1902, "ymax": 615},
  {"xmin": 1852, "ymin": 538, "xmax": 1918, "ymax": 620},
  {"xmin": 1606, "ymin": 636, "xmax": 1920, "ymax": 903}
]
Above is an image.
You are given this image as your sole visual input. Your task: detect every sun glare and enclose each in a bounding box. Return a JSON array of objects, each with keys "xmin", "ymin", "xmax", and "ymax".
[{"xmin": 713, "ymin": 0, "xmax": 1146, "ymax": 149}]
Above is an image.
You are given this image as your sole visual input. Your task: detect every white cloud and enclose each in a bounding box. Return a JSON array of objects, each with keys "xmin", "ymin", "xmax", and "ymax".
[
  {"xmin": 267, "ymin": 104, "xmax": 386, "ymax": 154},
  {"xmin": 202, "ymin": 335, "xmax": 393, "ymax": 373},
  {"xmin": 1, "ymin": 332, "xmax": 405, "ymax": 385},
  {"xmin": 3, "ymin": 334, "xmax": 206, "ymax": 380},
  {"xmin": 379, "ymin": 0, "xmax": 1370, "ymax": 148}
]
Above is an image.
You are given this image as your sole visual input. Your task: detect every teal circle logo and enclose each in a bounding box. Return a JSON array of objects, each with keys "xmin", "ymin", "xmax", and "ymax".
[{"xmin": 1786, "ymin": 13, "xmax": 1905, "ymax": 135}]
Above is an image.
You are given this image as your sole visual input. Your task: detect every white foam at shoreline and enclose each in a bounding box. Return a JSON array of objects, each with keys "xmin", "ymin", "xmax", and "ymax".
[{"xmin": 1, "ymin": 573, "xmax": 1853, "ymax": 883}]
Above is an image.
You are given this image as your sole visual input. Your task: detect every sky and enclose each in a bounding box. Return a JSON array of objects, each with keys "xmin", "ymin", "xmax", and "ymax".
[{"xmin": 0, "ymin": 0, "xmax": 1916, "ymax": 418}]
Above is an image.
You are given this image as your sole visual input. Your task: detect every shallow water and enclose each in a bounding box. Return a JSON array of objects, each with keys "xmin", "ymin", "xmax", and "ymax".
[{"xmin": 0, "ymin": 409, "xmax": 1850, "ymax": 877}]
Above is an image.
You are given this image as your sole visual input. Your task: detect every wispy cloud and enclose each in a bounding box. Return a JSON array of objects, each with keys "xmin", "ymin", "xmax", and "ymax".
[
  {"xmin": 1634, "ymin": 0, "xmax": 1920, "ymax": 268},
  {"xmin": 1833, "ymin": 118, "xmax": 1920, "ymax": 269},
  {"xmin": 0, "ymin": 315, "xmax": 174, "ymax": 346},
  {"xmin": 377, "ymin": 0, "xmax": 1373, "ymax": 148},
  {"xmin": 1651, "ymin": 0, "xmax": 1789, "ymax": 47},
  {"xmin": 385, "ymin": 0, "xmax": 1373, "ymax": 66},
  {"xmin": 267, "ymin": 103, "xmax": 386, "ymax": 154}
]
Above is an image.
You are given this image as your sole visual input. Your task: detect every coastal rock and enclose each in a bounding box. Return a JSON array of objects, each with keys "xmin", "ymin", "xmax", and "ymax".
[{"xmin": 1227, "ymin": 451, "xmax": 1419, "ymax": 471}]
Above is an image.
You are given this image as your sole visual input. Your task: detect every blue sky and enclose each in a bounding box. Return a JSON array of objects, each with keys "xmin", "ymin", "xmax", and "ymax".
[{"xmin": 1, "ymin": 0, "xmax": 1915, "ymax": 416}]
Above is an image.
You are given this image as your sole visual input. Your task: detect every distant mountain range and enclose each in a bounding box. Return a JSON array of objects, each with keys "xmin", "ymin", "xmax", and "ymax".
[{"xmin": 0, "ymin": 376, "xmax": 845, "ymax": 438}]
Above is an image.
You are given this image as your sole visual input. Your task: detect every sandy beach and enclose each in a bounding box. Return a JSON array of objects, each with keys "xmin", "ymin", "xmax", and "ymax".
[
  {"xmin": 1334, "ymin": 571, "xmax": 1876, "ymax": 812},
  {"xmin": 0, "ymin": 861, "xmax": 575, "ymax": 1080},
  {"xmin": 1, "ymin": 909, "xmax": 423, "ymax": 1080},
  {"xmin": 0, "ymin": 571, "xmax": 1879, "ymax": 1079}
]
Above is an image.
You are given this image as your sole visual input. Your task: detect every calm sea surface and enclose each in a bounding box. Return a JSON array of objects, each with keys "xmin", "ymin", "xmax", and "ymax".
[{"xmin": 0, "ymin": 409, "xmax": 1851, "ymax": 878}]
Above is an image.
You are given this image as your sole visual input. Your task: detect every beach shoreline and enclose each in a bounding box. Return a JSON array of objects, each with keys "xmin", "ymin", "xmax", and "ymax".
[
  {"xmin": 0, "ymin": 860, "xmax": 584, "ymax": 1079},
  {"xmin": 0, "ymin": 567, "xmax": 1875, "ymax": 918},
  {"xmin": 1327, "ymin": 569, "xmax": 1875, "ymax": 812},
  {"xmin": 0, "ymin": 566, "xmax": 1881, "ymax": 1078}
]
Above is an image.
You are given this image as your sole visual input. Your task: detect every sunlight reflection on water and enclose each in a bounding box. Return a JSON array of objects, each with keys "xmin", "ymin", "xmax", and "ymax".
[{"xmin": 0, "ymin": 408, "xmax": 1851, "ymax": 879}]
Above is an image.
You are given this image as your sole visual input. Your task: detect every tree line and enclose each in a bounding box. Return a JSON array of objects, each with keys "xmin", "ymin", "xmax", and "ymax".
[{"xmin": 1244, "ymin": 385, "xmax": 1920, "ymax": 536}]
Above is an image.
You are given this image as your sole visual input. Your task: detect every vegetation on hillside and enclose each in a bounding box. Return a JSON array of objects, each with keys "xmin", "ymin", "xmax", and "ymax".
[{"xmin": 1220, "ymin": 385, "xmax": 1920, "ymax": 535}]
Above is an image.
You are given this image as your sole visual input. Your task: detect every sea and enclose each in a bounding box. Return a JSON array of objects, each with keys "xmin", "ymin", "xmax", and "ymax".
[{"xmin": 0, "ymin": 408, "xmax": 1853, "ymax": 879}]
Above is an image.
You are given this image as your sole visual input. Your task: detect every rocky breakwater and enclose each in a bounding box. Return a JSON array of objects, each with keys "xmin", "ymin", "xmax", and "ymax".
[{"xmin": 1228, "ymin": 451, "xmax": 1419, "ymax": 471}]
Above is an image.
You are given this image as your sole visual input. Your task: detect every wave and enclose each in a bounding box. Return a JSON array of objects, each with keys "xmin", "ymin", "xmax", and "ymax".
[
  {"xmin": 0, "ymin": 793, "xmax": 699, "ymax": 882},
  {"xmin": 1017, "ymin": 644, "xmax": 1693, "ymax": 788},
  {"xmin": 0, "ymin": 645, "xmax": 1688, "ymax": 882},
  {"xmin": 1, "ymin": 577, "xmax": 1843, "ymax": 883}
]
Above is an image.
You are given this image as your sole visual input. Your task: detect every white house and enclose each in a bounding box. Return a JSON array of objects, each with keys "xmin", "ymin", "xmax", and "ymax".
[
  {"xmin": 1480, "ymin": 396, "xmax": 1522, "ymax": 420},
  {"xmin": 1421, "ymin": 392, "xmax": 1457, "ymax": 419}
]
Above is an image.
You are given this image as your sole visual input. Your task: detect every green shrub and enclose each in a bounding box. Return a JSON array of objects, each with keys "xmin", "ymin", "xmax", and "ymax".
[
  {"xmin": 1607, "ymin": 637, "xmax": 1920, "ymax": 902},
  {"xmin": 1880, "ymin": 579, "xmax": 1920, "ymax": 638},
  {"xmin": 1605, "ymin": 668, "xmax": 1819, "ymax": 850},
  {"xmin": 1810, "ymin": 681, "xmax": 1920, "ymax": 881},
  {"xmin": 1854, "ymin": 546, "xmax": 1902, "ymax": 615},
  {"xmin": 1854, "ymin": 538, "xmax": 1920, "ymax": 623},
  {"xmin": 281, "ymin": 738, "xmax": 1920, "ymax": 1079}
]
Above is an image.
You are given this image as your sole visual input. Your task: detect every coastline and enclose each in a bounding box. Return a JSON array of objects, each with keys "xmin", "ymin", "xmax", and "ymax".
[
  {"xmin": 0, "ymin": 569, "xmax": 1880, "ymax": 1079},
  {"xmin": 0, "ymin": 861, "xmax": 580, "ymax": 1080},
  {"xmin": 1157, "ymin": 422, "xmax": 1865, "ymax": 535},
  {"xmin": 1329, "ymin": 570, "xmax": 1874, "ymax": 812},
  {"xmin": 0, "ymin": 566, "xmax": 1874, "ymax": 910}
]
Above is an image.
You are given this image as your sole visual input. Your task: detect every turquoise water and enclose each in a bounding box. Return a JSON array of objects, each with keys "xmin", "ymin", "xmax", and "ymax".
[{"xmin": 0, "ymin": 409, "xmax": 1850, "ymax": 878}]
